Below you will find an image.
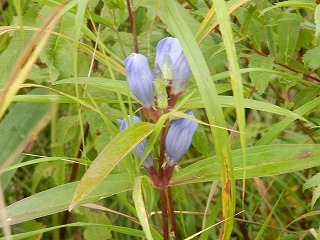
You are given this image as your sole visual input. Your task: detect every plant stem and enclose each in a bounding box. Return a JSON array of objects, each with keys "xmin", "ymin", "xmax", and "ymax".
[
  {"xmin": 126, "ymin": 0, "xmax": 139, "ymax": 53},
  {"xmin": 158, "ymin": 125, "xmax": 170, "ymax": 239},
  {"xmin": 159, "ymin": 187, "xmax": 169, "ymax": 240},
  {"xmin": 158, "ymin": 126, "xmax": 166, "ymax": 183},
  {"xmin": 166, "ymin": 187, "xmax": 178, "ymax": 239},
  {"xmin": 59, "ymin": 123, "xmax": 89, "ymax": 239}
]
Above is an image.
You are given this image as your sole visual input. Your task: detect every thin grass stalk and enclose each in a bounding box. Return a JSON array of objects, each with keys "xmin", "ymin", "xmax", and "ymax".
[
  {"xmin": 59, "ymin": 123, "xmax": 90, "ymax": 239},
  {"xmin": 212, "ymin": 0, "xmax": 246, "ymax": 236},
  {"xmin": 126, "ymin": 0, "xmax": 139, "ymax": 53},
  {"xmin": 0, "ymin": 2, "xmax": 65, "ymax": 119},
  {"xmin": 166, "ymin": 187, "xmax": 178, "ymax": 239},
  {"xmin": 164, "ymin": 1, "xmax": 235, "ymax": 239}
]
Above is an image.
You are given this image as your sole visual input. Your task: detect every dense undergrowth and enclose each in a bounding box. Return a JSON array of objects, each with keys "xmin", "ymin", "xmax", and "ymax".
[{"xmin": 1, "ymin": 0, "xmax": 320, "ymax": 239}]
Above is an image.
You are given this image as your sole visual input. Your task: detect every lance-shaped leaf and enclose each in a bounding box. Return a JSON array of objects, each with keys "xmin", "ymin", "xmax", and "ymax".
[
  {"xmin": 70, "ymin": 122, "xmax": 154, "ymax": 210},
  {"xmin": 1, "ymin": 174, "xmax": 133, "ymax": 227},
  {"xmin": 171, "ymin": 144, "xmax": 320, "ymax": 185}
]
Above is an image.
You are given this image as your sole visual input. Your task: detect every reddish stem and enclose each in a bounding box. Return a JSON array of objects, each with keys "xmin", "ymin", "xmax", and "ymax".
[
  {"xmin": 126, "ymin": 0, "xmax": 139, "ymax": 53},
  {"xmin": 158, "ymin": 125, "xmax": 170, "ymax": 239},
  {"xmin": 60, "ymin": 123, "xmax": 89, "ymax": 239},
  {"xmin": 166, "ymin": 187, "xmax": 178, "ymax": 239},
  {"xmin": 159, "ymin": 187, "xmax": 169, "ymax": 240}
]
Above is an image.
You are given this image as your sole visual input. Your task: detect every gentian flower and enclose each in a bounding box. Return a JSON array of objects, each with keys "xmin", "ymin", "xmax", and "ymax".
[
  {"xmin": 165, "ymin": 110, "xmax": 198, "ymax": 165},
  {"xmin": 155, "ymin": 37, "xmax": 192, "ymax": 93},
  {"xmin": 124, "ymin": 53, "xmax": 155, "ymax": 107},
  {"xmin": 118, "ymin": 115, "xmax": 154, "ymax": 168}
]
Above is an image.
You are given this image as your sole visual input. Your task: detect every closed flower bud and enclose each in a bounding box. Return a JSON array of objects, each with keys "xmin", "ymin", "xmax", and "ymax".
[
  {"xmin": 124, "ymin": 53, "xmax": 155, "ymax": 107},
  {"xmin": 155, "ymin": 37, "xmax": 191, "ymax": 93},
  {"xmin": 118, "ymin": 116, "xmax": 154, "ymax": 168},
  {"xmin": 165, "ymin": 110, "xmax": 198, "ymax": 165}
]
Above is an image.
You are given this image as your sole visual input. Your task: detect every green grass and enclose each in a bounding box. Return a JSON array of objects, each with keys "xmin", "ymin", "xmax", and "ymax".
[{"xmin": 1, "ymin": 0, "xmax": 320, "ymax": 239}]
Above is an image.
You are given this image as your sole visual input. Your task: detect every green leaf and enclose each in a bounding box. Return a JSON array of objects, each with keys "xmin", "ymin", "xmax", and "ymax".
[
  {"xmin": 192, "ymin": 124, "xmax": 210, "ymax": 157},
  {"xmin": 77, "ymin": 208, "xmax": 112, "ymax": 239},
  {"xmin": 183, "ymin": 96, "xmax": 306, "ymax": 121},
  {"xmin": 303, "ymin": 46, "xmax": 320, "ymax": 69},
  {"xmin": 277, "ymin": 13, "xmax": 302, "ymax": 63},
  {"xmin": 254, "ymin": 187, "xmax": 285, "ymax": 239},
  {"xmin": 0, "ymin": 6, "xmax": 37, "ymax": 88},
  {"xmin": 37, "ymin": 7, "xmax": 76, "ymax": 82},
  {"xmin": 0, "ymin": 222, "xmax": 145, "ymax": 240},
  {"xmin": 70, "ymin": 122, "xmax": 154, "ymax": 209},
  {"xmin": 303, "ymin": 172, "xmax": 320, "ymax": 191},
  {"xmin": 132, "ymin": 176, "xmax": 153, "ymax": 240},
  {"xmin": 311, "ymin": 185, "xmax": 320, "ymax": 208},
  {"xmin": 2, "ymin": 174, "xmax": 133, "ymax": 227},
  {"xmin": 302, "ymin": 172, "xmax": 320, "ymax": 208},
  {"xmin": 141, "ymin": 0, "xmax": 200, "ymax": 36},
  {"xmin": 171, "ymin": 144, "xmax": 320, "ymax": 185},
  {"xmin": 256, "ymin": 96, "xmax": 320, "ymax": 146},
  {"xmin": 261, "ymin": 1, "xmax": 317, "ymax": 15},
  {"xmin": 55, "ymin": 77, "xmax": 135, "ymax": 99},
  {"xmin": 249, "ymin": 55, "xmax": 274, "ymax": 94},
  {"xmin": 20, "ymin": 220, "xmax": 44, "ymax": 240},
  {"xmin": 294, "ymin": 86, "xmax": 320, "ymax": 109},
  {"xmin": 164, "ymin": 1, "xmax": 235, "ymax": 238},
  {"xmin": 0, "ymin": 89, "xmax": 51, "ymax": 189}
]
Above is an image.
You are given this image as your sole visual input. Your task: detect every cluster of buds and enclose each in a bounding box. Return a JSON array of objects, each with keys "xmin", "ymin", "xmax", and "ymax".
[{"xmin": 119, "ymin": 37, "xmax": 198, "ymax": 186}]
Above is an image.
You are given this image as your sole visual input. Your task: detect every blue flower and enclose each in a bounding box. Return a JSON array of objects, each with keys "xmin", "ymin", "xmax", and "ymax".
[
  {"xmin": 155, "ymin": 37, "xmax": 191, "ymax": 93},
  {"xmin": 165, "ymin": 110, "xmax": 198, "ymax": 165},
  {"xmin": 124, "ymin": 53, "xmax": 155, "ymax": 107},
  {"xmin": 118, "ymin": 115, "xmax": 154, "ymax": 168}
]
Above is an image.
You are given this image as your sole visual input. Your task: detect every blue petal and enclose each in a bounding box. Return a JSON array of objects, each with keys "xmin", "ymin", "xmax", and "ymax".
[
  {"xmin": 124, "ymin": 53, "xmax": 155, "ymax": 107},
  {"xmin": 118, "ymin": 115, "xmax": 154, "ymax": 168},
  {"xmin": 155, "ymin": 37, "xmax": 191, "ymax": 93},
  {"xmin": 165, "ymin": 110, "xmax": 198, "ymax": 164}
]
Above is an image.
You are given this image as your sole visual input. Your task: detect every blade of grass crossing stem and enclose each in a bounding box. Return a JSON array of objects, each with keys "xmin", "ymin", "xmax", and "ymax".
[
  {"xmin": 199, "ymin": 197, "xmax": 222, "ymax": 240},
  {"xmin": 256, "ymin": 96, "xmax": 320, "ymax": 146},
  {"xmin": 164, "ymin": 0, "xmax": 235, "ymax": 239},
  {"xmin": 132, "ymin": 176, "xmax": 153, "ymax": 240},
  {"xmin": 73, "ymin": 1, "xmax": 87, "ymax": 159},
  {"xmin": 13, "ymin": 0, "xmax": 25, "ymax": 42},
  {"xmin": 140, "ymin": 114, "xmax": 169, "ymax": 165},
  {"xmin": 212, "ymin": 0, "xmax": 246, "ymax": 220},
  {"xmin": 195, "ymin": 0, "xmax": 250, "ymax": 44},
  {"xmin": 0, "ymin": 4, "xmax": 63, "ymax": 119},
  {"xmin": 254, "ymin": 186, "xmax": 287, "ymax": 239},
  {"xmin": 0, "ymin": 222, "xmax": 145, "ymax": 240},
  {"xmin": 70, "ymin": 122, "xmax": 154, "ymax": 210}
]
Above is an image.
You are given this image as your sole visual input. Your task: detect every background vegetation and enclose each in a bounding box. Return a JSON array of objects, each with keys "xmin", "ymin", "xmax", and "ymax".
[{"xmin": 1, "ymin": 0, "xmax": 320, "ymax": 239}]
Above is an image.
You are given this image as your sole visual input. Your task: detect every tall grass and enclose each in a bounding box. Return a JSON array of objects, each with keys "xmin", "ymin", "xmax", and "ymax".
[{"xmin": 1, "ymin": 0, "xmax": 320, "ymax": 239}]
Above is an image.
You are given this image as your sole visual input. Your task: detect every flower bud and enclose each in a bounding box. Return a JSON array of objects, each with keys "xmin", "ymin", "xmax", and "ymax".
[
  {"xmin": 165, "ymin": 110, "xmax": 198, "ymax": 165},
  {"xmin": 155, "ymin": 37, "xmax": 191, "ymax": 93},
  {"xmin": 124, "ymin": 53, "xmax": 155, "ymax": 107},
  {"xmin": 118, "ymin": 115, "xmax": 154, "ymax": 168}
]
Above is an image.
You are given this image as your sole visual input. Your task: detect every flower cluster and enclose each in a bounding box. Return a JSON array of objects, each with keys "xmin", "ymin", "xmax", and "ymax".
[{"xmin": 119, "ymin": 37, "xmax": 198, "ymax": 186}]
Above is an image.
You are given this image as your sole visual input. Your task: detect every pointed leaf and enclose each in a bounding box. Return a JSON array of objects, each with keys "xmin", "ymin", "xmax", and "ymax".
[
  {"xmin": 70, "ymin": 122, "xmax": 154, "ymax": 209},
  {"xmin": 132, "ymin": 176, "xmax": 153, "ymax": 240},
  {"xmin": 2, "ymin": 174, "xmax": 133, "ymax": 227},
  {"xmin": 303, "ymin": 46, "xmax": 320, "ymax": 70},
  {"xmin": 0, "ymin": 89, "xmax": 51, "ymax": 189},
  {"xmin": 249, "ymin": 55, "xmax": 274, "ymax": 94},
  {"xmin": 171, "ymin": 144, "xmax": 320, "ymax": 185}
]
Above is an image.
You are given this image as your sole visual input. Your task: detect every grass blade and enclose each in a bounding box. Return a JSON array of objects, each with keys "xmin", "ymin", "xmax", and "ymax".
[
  {"xmin": 70, "ymin": 122, "xmax": 154, "ymax": 210},
  {"xmin": 132, "ymin": 176, "xmax": 153, "ymax": 240},
  {"xmin": 164, "ymin": 0, "xmax": 235, "ymax": 237}
]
